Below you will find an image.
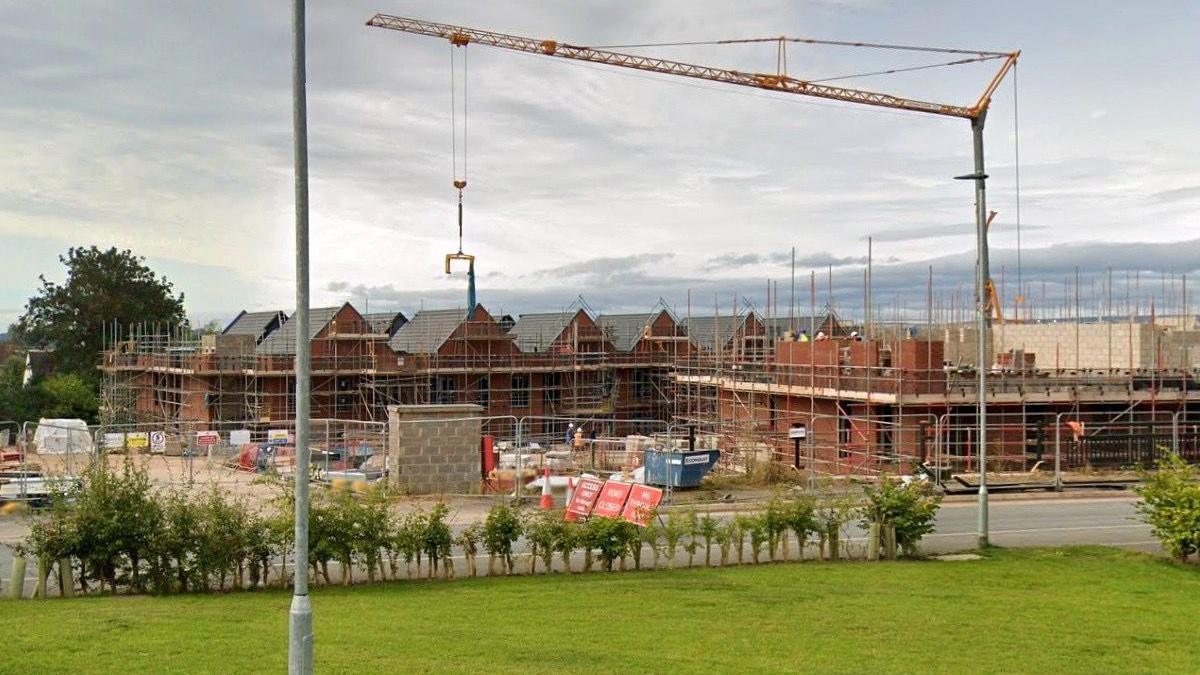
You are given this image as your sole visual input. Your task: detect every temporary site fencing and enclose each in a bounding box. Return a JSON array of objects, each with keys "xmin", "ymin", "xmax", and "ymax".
[
  {"xmin": 5, "ymin": 408, "xmax": 1200, "ymax": 506},
  {"xmin": 745, "ymin": 408, "xmax": 1200, "ymax": 486},
  {"xmin": 7, "ymin": 419, "xmax": 388, "ymax": 502}
]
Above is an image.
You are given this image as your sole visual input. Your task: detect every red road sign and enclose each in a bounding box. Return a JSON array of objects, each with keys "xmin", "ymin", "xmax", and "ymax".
[
  {"xmin": 565, "ymin": 477, "xmax": 604, "ymax": 519},
  {"xmin": 591, "ymin": 480, "xmax": 632, "ymax": 519},
  {"xmin": 620, "ymin": 484, "xmax": 664, "ymax": 527},
  {"xmin": 195, "ymin": 430, "xmax": 221, "ymax": 447}
]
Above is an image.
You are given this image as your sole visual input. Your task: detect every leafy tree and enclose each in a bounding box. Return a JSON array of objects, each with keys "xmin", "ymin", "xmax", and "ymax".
[
  {"xmin": 0, "ymin": 354, "xmax": 44, "ymax": 423},
  {"xmin": 197, "ymin": 319, "xmax": 224, "ymax": 336},
  {"xmin": 12, "ymin": 246, "xmax": 186, "ymax": 383},
  {"xmin": 39, "ymin": 373, "xmax": 99, "ymax": 421},
  {"xmin": 0, "ymin": 355, "xmax": 101, "ymax": 423}
]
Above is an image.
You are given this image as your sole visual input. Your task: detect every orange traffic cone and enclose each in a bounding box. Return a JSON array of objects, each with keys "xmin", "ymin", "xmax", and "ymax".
[{"xmin": 539, "ymin": 467, "xmax": 554, "ymax": 509}]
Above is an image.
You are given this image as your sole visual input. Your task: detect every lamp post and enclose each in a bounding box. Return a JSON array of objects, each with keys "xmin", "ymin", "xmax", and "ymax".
[
  {"xmin": 288, "ymin": 0, "xmax": 314, "ymax": 672},
  {"xmin": 956, "ymin": 110, "xmax": 991, "ymax": 548}
]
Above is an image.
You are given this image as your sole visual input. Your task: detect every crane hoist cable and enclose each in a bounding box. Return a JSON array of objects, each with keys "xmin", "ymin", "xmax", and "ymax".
[
  {"xmin": 450, "ymin": 41, "xmax": 467, "ymax": 253},
  {"xmin": 446, "ymin": 40, "xmax": 476, "ymax": 311}
]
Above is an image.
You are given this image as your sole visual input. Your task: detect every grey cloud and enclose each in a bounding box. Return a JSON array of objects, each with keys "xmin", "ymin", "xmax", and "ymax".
[
  {"xmin": 1149, "ymin": 185, "xmax": 1200, "ymax": 204},
  {"xmin": 532, "ymin": 253, "xmax": 672, "ymax": 285},
  {"xmin": 868, "ymin": 223, "xmax": 1048, "ymax": 243},
  {"xmin": 318, "ymin": 238, "xmax": 1200, "ymax": 324},
  {"xmin": 5, "ymin": 1, "xmax": 1200, "ymax": 330},
  {"xmin": 704, "ymin": 251, "xmax": 890, "ymax": 270}
]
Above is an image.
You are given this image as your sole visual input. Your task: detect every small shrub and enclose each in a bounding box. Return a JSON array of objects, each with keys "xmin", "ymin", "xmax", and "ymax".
[
  {"xmin": 393, "ymin": 511, "xmax": 423, "ymax": 579},
  {"xmin": 715, "ymin": 520, "xmax": 734, "ymax": 566},
  {"xmin": 1135, "ymin": 454, "xmax": 1200, "ymax": 562},
  {"xmin": 683, "ymin": 509, "xmax": 700, "ymax": 567},
  {"xmin": 765, "ymin": 496, "xmax": 790, "ymax": 561},
  {"xmin": 456, "ymin": 524, "xmax": 482, "ymax": 577},
  {"xmin": 524, "ymin": 510, "xmax": 561, "ymax": 574},
  {"xmin": 422, "ymin": 503, "xmax": 454, "ymax": 579},
  {"xmin": 815, "ymin": 497, "xmax": 855, "ymax": 561},
  {"xmin": 483, "ymin": 504, "xmax": 523, "ymax": 575},
  {"xmin": 554, "ymin": 520, "xmax": 579, "ymax": 573},
  {"xmin": 584, "ymin": 517, "xmax": 627, "ymax": 572},
  {"xmin": 617, "ymin": 520, "xmax": 641, "ymax": 571},
  {"xmin": 746, "ymin": 513, "xmax": 769, "ymax": 564},
  {"xmin": 733, "ymin": 516, "xmax": 753, "ymax": 565},
  {"xmin": 640, "ymin": 518, "xmax": 662, "ymax": 569},
  {"xmin": 788, "ymin": 496, "xmax": 817, "ymax": 561},
  {"xmin": 699, "ymin": 513, "xmax": 719, "ymax": 566},
  {"xmin": 663, "ymin": 511, "xmax": 689, "ymax": 569},
  {"xmin": 859, "ymin": 478, "xmax": 942, "ymax": 557}
]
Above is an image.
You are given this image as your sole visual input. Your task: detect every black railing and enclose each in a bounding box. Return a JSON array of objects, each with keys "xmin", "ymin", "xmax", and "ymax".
[{"xmin": 1066, "ymin": 430, "xmax": 1200, "ymax": 468}]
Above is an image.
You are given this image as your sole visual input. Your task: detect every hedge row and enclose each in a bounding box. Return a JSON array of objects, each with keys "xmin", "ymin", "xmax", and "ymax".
[{"xmin": 10, "ymin": 461, "xmax": 943, "ymax": 598}]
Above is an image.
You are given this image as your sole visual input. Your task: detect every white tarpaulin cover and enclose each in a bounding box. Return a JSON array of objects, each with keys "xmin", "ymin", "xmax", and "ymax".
[{"xmin": 32, "ymin": 418, "xmax": 94, "ymax": 455}]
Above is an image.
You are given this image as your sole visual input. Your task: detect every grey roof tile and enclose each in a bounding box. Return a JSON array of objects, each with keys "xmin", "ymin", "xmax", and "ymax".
[
  {"xmin": 363, "ymin": 311, "xmax": 408, "ymax": 338},
  {"xmin": 682, "ymin": 314, "xmax": 756, "ymax": 351},
  {"xmin": 387, "ymin": 308, "xmax": 467, "ymax": 354},
  {"xmin": 255, "ymin": 307, "xmax": 342, "ymax": 355},
  {"xmin": 598, "ymin": 311, "xmax": 663, "ymax": 352},
  {"xmin": 509, "ymin": 312, "xmax": 577, "ymax": 353},
  {"xmin": 223, "ymin": 310, "xmax": 287, "ymax": 344}
]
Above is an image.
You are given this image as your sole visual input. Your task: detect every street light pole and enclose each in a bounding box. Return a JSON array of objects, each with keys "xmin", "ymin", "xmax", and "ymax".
[
  {"xmin": 956, "ymin": 110, "xmax": 991, "ymax": 549},
  {"xmin": 288, "ymin": 0, "xmax": 314, "ymax": 672},
  {"xmin": 971, "ymin": 112, "xmax": 990, "ymax": 548}
]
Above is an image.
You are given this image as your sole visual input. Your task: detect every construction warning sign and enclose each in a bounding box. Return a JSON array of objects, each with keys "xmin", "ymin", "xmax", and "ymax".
[
  {"xmin": 591, "ymin": 480, "xmax": 632, "ymax": 519},
  {"xmin": 126, "ymin": 432, "xmax": 149, "ymax": 450},
  {"xmin": 620, "ymin": 484, "xmax": 664, "ymax": 527},
  {"xmin": 565, "ymin": 477, "xmax": 604, "ymax": 518},
  {"xmin": 195, "ymin": 430, "xmax": 220, "ymax": 447}
]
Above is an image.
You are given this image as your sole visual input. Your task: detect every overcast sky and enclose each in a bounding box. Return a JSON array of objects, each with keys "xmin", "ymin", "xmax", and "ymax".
[{"xmin": 3, "ymin": 1, "xmax": 1198, "ymax": 328}]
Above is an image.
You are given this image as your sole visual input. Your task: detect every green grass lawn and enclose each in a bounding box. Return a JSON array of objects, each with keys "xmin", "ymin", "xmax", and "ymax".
[{"xmin": 1, "ymin": 547, "xmax": 1197, "ymax": 674}]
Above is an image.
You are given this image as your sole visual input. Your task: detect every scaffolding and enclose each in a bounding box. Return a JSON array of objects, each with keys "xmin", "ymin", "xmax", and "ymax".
[{"xmin": 98, "ymin": 266, "xmax": 1199, "ymax": 480}]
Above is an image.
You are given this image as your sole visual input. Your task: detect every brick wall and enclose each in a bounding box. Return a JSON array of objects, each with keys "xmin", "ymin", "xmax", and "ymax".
[{"xmin": 387, "ymin": 404, "xmax": 483, "ymax": 495}]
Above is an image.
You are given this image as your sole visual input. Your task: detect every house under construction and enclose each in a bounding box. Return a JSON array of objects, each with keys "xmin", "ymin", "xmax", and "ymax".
[{"xmin": 101, "ymin": 290, "xmax": 1200, "ymax": 477}]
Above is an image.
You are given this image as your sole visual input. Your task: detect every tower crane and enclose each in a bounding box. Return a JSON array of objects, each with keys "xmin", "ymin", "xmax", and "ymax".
[{"xmin": 366, "ymin": 14, "xmax": 1018, "ymax": 546}]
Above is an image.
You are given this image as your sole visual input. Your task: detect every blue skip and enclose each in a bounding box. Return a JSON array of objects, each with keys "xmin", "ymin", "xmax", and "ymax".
[{"xmin": 643, "ymin": 449, "xmax": 721, "ymax": 488}]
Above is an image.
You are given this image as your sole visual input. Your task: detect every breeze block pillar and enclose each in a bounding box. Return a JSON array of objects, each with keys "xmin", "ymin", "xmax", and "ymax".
[{"xmin": 387, "ymin": 404, "xmax": 484, "ymax": 495}]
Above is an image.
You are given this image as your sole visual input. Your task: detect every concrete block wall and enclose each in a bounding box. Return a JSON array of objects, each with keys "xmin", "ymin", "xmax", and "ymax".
[
  {"xmin": 1160, "ymin": 330, "xmax": 1200, "ymax": 368},
  {"xmin": 929, "ymin": 322, "xmax": 1192, "ymax": 370},
  {"xmin": 387, "ymin": 404, "xmax": 483, "ymax": 495},
  {"xmin": 991, "ymin": 323, "xmax": 1149, "ymax": 370}
]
